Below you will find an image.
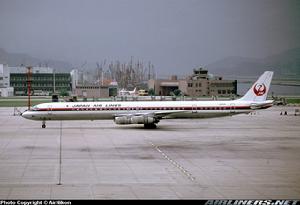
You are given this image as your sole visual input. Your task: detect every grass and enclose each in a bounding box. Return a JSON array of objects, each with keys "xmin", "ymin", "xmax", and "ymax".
[
  {"xmin": 0, "ymin": 99, "xmax": 52, "ymax": 107},
  {"xmin": 0, "ymin": 97, "xmax": 110, "ymax": 107},
  {"xmin": 286, "ymin": 98, "xmax": 300, "ymax": 104},
  {"xmin": 1, "ymin": 96, "xmax": 300, "ymax": 107}
]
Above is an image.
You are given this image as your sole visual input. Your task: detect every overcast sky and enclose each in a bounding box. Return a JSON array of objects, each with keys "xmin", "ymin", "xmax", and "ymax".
[{"xmin": 0, "ymin": 0, "xmax": 299, "ymax": 76}]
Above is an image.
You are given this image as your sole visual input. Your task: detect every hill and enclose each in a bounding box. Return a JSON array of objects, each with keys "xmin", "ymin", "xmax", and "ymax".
[
  {"xmin": 0, "ymin": 48, "xmax": 73, "ymax": 72},
  {"xmin": 206, "ymin": 47, "xmax": 300, "ymax": 78}
]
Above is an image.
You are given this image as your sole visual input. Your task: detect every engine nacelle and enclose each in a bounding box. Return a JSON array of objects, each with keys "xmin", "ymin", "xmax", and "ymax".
[
  {"xmin": 114, "ymin": 116, "xmax": 132, "ymax": 124},
  {"xmin": 114, "ymin": 116, "xmax": 155, "ymax": 125}
]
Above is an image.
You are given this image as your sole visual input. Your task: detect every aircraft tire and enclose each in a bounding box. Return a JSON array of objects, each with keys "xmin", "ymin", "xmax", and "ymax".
[{"xmin": 144, "ymin": 123, "xmax": 157, "ymax": 129}]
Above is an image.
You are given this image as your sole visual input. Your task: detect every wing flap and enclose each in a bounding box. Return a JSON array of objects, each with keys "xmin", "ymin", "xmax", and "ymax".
[{"xmin": 114, "ymin": 110, "xmax": 187, "ymax": 119}]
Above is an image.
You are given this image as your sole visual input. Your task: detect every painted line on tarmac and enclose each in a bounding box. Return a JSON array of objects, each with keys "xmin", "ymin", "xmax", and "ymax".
[{"xmin": 149, "ymin": 141, "xmax": 196, "ymax": 182}]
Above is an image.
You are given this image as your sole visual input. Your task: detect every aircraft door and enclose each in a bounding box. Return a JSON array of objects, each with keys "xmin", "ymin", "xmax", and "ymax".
[
  {"xmin": 135, "ymin": 105, "xmax": 140, "ymax": 112},
  {"xmin": 192, "ymin": 104, "xmax": 197, "ymax": 113},
  {"xmin": 47, "ymin": 105, "xmax": 52, "ymax": 115},
  {"xmin": 230, "ymin": 103, "xmax": 235, "ymax": 113}
]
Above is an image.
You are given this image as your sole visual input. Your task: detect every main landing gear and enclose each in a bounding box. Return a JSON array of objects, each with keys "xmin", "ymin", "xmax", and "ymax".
[
  {"xmin": 144, "ymin": 123, "xmax": 157, "ymax": 129},
  {"xmin": 42, "ymin": 121, "xmax": 46, "ymax": 128}
]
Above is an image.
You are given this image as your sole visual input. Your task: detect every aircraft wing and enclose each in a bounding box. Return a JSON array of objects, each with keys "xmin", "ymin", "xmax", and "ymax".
[{"xmin": 114, "ymin": 110, "xmax": 187, "ymax": 119}]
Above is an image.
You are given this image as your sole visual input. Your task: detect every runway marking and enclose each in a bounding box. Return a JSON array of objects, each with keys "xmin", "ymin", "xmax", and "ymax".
[{"xmin": 149, "ymin": 142, "xmax": 196, "ymax": 182}]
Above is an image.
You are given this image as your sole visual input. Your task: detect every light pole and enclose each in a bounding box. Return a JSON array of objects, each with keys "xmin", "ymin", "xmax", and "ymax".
[{"xmin": 26, "ymin": 66, "xmax": 32, "ymax": 110}]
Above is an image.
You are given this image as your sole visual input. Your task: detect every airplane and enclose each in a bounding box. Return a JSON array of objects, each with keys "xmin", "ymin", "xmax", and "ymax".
[
  {"xmin": 21, "ymin": 71, "xmax": 274, "ymax": 129},
  {"xmin": 118, "ymin": 87, "xmax": 137, "ymax": 96}
]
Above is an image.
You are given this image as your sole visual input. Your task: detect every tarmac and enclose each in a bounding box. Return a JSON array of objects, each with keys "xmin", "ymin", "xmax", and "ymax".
[{"xmin": 0, "ymin": 106, "xmax": 300, "ymax": 199}]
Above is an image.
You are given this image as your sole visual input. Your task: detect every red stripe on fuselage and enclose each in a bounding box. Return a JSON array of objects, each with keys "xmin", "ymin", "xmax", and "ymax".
[{"xmin": 34, "ymin": 105, "xmax": 252, "ymax": 112}]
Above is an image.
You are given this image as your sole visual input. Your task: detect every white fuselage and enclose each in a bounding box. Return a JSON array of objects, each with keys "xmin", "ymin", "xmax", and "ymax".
[
  {"xmin": 21, "ymin": 100, "xmax": 273, "ymax": 121},
  {"xmin": 21, "ymin": 71, "xmax": 274, "ymax": 128}
]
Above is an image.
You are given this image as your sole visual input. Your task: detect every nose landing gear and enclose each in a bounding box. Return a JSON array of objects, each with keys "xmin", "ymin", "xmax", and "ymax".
[{"xmin": 42, "ymin": 121, "xmax": 46, "ymax": 128}]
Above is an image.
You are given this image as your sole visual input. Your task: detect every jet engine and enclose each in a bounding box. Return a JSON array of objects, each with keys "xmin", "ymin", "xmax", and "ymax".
[{"xmin": 114, "ymin": 116, "xmax": 156, "ymax": 125}]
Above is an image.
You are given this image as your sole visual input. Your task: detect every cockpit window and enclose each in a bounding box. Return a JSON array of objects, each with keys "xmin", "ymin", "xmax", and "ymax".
[{"xmin": 32, "ymin": 106, "xmax": 38, "ymax": 111}]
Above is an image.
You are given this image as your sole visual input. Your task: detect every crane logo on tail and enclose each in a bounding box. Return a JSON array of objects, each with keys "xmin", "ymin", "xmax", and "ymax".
[{"xmin": 253, "ymin": 83, "xmax": 266, "ymax": 96}]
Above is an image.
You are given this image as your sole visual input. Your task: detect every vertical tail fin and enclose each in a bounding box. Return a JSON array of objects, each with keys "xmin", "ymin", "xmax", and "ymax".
[
  {"xmin": 237, "ymin": 71, "xmax": 273, "ymax": 102},
  {"xmin": 132, "ymin": 87, "xmax": 137, "ymax": 94}
]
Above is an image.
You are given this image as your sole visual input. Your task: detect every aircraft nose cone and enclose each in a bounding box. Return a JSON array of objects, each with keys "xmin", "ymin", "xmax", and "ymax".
[{"xmin": 21, "ymin": 111, "xmax": 30, "ymax": 119}]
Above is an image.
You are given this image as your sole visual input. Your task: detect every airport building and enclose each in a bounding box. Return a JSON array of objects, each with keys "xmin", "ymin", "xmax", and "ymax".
[
  {"xmin": 71, "ymin": 69, "xmax": 118, "ymax": 98},
  {"xmin": 0, "ymin": 64, "xmax": 14, "ymax": 97},
  {"xmin": 75, "ymin": 85, "xmax": 118, "ymax": 98},
  {"xmin": 148, "ymin": 68, "xmax": 237, "ymax": 97},
  {"xmin": 9, "ymin": 66, "xmax": 71, "ymax": 96},
  {"xmin": 148, "ymin": 75, "xmax": 185, "ymax": 96}
]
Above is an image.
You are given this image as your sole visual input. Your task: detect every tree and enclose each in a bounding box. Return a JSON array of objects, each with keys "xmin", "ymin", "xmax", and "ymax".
[
  {"xmin": 148, "ymin": 88, "xmax": 155, "ymax": 96},
  {"xmin": 171, "ymin": 89, "xmax": 182, "ymax": 96},
  {"xmin": 59, "ymin": 89, "xmax": 69, "ymax": 97}
]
